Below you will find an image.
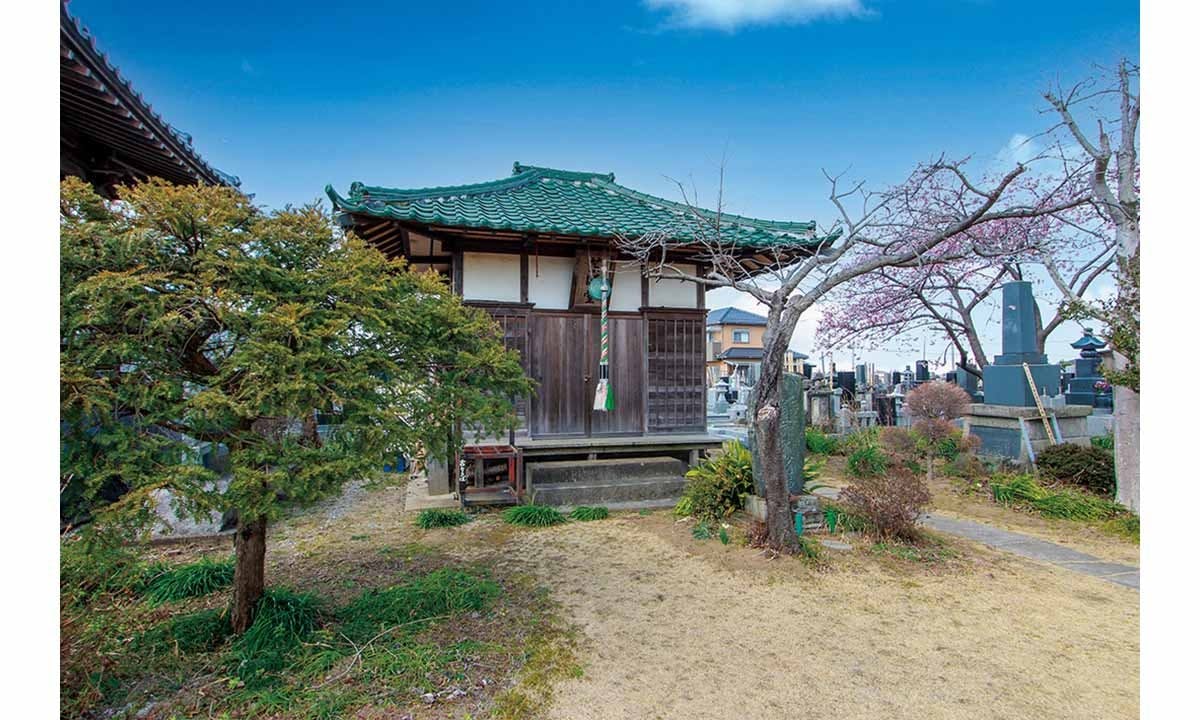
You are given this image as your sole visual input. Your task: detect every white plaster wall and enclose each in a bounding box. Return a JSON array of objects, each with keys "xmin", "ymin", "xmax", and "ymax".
[
  {"xmin": 527, "ymin": 256, "xmax": 575, "ymax": 309},
  {"xmin": 462, "ymin": 252, "xmax": 520, "ymax": 302},
  {"xmin": 609, "ymin": 263, "xmax": 643, "ymax": 312},
  {"xmin": 649, "ymin": 263, "xmax": 698, "ymax": 308}
]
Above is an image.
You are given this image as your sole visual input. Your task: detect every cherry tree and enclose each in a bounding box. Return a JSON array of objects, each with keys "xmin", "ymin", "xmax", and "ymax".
[
  {"xmin": 815, "ymin": 194, "xmax": 1116, "ymax": 377},
  {"xmin": 618, "ymin": 156, "xmax": 1085, "ymax": 552},
  {"xmin": 1045, "ymin": 60, "xmax": 1139, "ymax": 511}
]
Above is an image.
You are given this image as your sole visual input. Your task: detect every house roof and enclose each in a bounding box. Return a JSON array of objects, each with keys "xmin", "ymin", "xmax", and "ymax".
[
  {"xmin": 717, "ymin": 347, "xmax": 764, "ymax": 361},
  {"xmin": 706, "ymin": 307, "xmax": 768, "ymax": 327},
  {"xmin": 326, "ymin": 163, "xmax": 830, "ymax": 251},
  {"xmin": 60, "ymin": 2, "xmax": 239, "ymax": 191},
  {"xmin": 715, "ymin": 347, "xmax": 808, "ymax": 362}
]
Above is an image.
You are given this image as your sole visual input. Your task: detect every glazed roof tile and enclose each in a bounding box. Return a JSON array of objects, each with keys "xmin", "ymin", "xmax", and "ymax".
[{"xmin": 327, "ymin": 163, "xmax": 827, "ymax": 250}]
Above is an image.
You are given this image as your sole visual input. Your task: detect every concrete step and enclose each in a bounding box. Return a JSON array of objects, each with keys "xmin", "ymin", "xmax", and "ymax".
[
  {"xmin": 530, "ymin": 475, "xmax": 688, "ymax": 507},
  {"xmin": 527, "ymin": 456, "xmax": 685, "ymax": 486}
]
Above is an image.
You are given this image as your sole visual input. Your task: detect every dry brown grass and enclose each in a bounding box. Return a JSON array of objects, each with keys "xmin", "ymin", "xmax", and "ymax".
[
  {"xmin": 507, "ymin": 512, "xmax": 1138, "ymax": 720},
  {"xmin": 66, "ymin": 472, "xmax": 1138, "ymax": 720}
]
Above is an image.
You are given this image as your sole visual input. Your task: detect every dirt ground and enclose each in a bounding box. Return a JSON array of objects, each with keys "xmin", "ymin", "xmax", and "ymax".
[
  {"xmin": 121, "ymin": 479, "xmax": 1138, "ymax": 720},
  {"xmin": 502, "ymin": 513, "xmax": 1138, "ymax": 720}
]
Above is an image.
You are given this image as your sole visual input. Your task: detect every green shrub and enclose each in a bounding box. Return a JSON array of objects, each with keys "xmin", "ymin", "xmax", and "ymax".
[
  {"xmin": 839, "ymin": 426, "xmax": 881, "ymax": 455},
  {"xmin": 680, "ymin": 440, "xmax": 755, "ymax": 521},
  {"xmin": 673, "ymin": 495, "xmax": 693, "ymax": 517},
  {"xmin": 805, "ymin": 427, "xmax": 839, "ymax": 455},
  {"xmin": 1034, "ymin": 443, "xmax": 1116, "ymax": 496},
  {"xmin": 847, "ymin": 446, "xmax": 889, "ymax": 478},
  {"xmin": 143, "ymin": 556, "xmax": 234, "ymax": 605},
  {"xmin": 691, "ymin": 522, "xmax": 713, "ymax": 540},
  {"xmin": 338, "ymin": 568, "xmax": 501, "ymax": 644},
  {"xmin": 232, "ymin": 588, "xmax": 322, "ymax": 685},
  {"xmin": 503, "ymin": 504, "xmax": 567, "ymax": 527},
  {"xmin": 568, "ymin": 506, "xmax": 609, "ymax": 521},
  {"xmin": 1091, "ymin": 433, "xmax": 1115, "ymax": 451},
  {"xmin": 415, "ymin": 508, "xmax": 472, "ymax": 529}
]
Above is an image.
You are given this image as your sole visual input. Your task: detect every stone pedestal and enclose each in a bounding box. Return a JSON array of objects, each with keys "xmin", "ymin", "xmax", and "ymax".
[
  {"xmin": 983, "ymin": 363, "xmax": 1062, "ymax": 407},
  {"xmin": 962, "ymin": 403, "xmax": 1093, "ymax": 465}
]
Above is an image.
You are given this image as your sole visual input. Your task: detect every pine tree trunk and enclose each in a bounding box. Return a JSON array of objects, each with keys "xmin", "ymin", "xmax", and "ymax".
[{"xmin": 231, "ymin": 515, "xmax": 267, "ymax": 634}]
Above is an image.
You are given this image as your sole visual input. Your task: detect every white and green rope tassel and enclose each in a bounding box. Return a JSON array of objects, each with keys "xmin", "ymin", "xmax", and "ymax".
[{"xmin": 593, "ymin": 259, "xmax": 615, "ymax": 412}]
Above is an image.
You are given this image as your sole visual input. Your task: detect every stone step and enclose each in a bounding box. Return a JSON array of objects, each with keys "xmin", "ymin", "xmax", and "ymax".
[
  {"xmin": 527, "ymin": 456, "xmax": 685, "ymax": 486},
  {"xmin": 530, "ymin": 475, "xmax": 688, "ymax": 507}
]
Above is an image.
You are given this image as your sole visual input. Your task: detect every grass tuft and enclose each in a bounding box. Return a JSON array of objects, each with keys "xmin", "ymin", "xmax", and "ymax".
[
  {"xmin": 414, "ymin": 508, "xmax": 472, "ymax": 529},
  {"xmin": 503, "ymin": 504, "xmax": 567, "ymax": 527},
  {"xmin": 337, "ymin": 568, "xmax": 500, "ymax": 644},
  {"xmin": 1101, "ymin": 514, "xmax": 1140, "ymax": 543},
  {"xmin": 232, "ymin": 588, "xmax": 322, "ymax": 686},
  {"xmin": 165, "ymin": 608, "xmax": 233, "ymax": 654},
  {"xmin": 568, "ymin": 505, "xmax": 609, "ymax": 521},
  {"xmin": 991, "ymin": 473, "xmax": 1124, "ymax": 521},
  {"xmin": 142, "ymin": 556, "xmax": 234, "ymax": 605}
]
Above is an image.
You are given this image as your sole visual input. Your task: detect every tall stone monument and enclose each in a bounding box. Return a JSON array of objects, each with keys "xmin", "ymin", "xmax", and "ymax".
[
  {"xmin": 963, "ymin": 281, "xmax": 1091, "ymax": 464},
  {"xmin": 982, "ymin": 281, "xmax": 1061, "ymax": 406}
]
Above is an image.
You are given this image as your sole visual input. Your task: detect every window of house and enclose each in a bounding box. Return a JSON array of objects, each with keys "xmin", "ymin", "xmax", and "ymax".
[{"xmin": 732, "ymin": 330, "xmax": 750, "ymax": 343}]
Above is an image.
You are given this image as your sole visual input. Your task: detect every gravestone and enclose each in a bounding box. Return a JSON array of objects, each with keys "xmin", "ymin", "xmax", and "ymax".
[
  {"xmin": 982, "ymin": 281, "xmax": 1061, "ymax": 406},
  {"xmin": 955, "ymin": 367, "xmax": 984, "ymax": 402},
  {"xmin": 748, "ymin": 372, "xmax": 806, "ymax": 496}
]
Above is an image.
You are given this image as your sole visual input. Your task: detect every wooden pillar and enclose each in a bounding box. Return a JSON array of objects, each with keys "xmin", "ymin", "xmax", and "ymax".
[
  {"xmin": 520, "ymin": 241, "xmax": 530, "ymax": 304},
  {"xmin": 451, "ymin": 249, "xmax": 464, "ymax": 296}
]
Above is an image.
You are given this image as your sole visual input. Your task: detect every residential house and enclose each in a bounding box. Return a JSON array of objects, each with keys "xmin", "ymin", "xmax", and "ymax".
[{"xmin": 706, "ymin": 307, "xmax": 808, "ymax": 387}]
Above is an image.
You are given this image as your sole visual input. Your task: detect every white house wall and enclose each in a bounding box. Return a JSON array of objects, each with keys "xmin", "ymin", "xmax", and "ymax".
[
  {"xmin": 609, "ymin": 262, "xmax": 642, "ymax": 312},
  {"xmin": 527, "ymin": 256, "xmax": 575, "ymax": 309},
  {"xmin": 462, "ymin": 252, "xmax": 697, "ymax": 310},
  {"xmin": 462, "ymin": 252, "xmax": 521, "ymax": 302},
  {"xmin": 649, "ymin": 263, "xmax": 698, "ymax": 308}
]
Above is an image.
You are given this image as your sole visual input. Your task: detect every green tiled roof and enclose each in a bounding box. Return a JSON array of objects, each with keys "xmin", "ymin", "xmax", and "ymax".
[{"xmin": 326, "ymin": 163, "xmax": 826, "ymax": 250}]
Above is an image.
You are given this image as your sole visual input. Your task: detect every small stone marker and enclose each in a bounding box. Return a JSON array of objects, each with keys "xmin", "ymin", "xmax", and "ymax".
[{"xmin": 820, "ymin": 539, "xmax": 853, "ymax": 551}]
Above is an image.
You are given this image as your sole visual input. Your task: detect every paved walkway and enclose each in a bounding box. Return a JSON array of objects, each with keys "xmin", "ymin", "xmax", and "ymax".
[
  {"xmin": 811, "ymin": 487, "xmax": 1139, "ymax": 589},
  {"xmin": 921, "ymin": 513, "xmax": 1140, "ymax": 589}
]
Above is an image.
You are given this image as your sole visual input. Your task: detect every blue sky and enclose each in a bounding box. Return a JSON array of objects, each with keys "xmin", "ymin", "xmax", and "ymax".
[{"xmin": 68, "ymin": 0, "xmax": 1138, "ymax": 369}]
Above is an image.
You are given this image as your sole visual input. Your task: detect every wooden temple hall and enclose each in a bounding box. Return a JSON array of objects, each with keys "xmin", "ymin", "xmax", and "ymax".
[
  {"xmin": 60, "ymin": 2, "xmax": 239, "ymax": 197},
  {"xmin": 328, "ymin": 163, "xmax": 824, "ymax": 505}
]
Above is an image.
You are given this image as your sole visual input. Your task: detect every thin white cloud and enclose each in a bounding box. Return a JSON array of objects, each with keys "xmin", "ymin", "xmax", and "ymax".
[
  {"xmin": 995, "ymin": 133, "xmax": 1039, "ymax": 166},
  {"xmin": 644, "ymin": 0, "xmax": 868, "ymax": 31}
]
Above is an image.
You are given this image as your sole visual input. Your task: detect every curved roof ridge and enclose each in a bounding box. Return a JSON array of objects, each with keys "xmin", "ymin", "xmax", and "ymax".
[{"xmin": 345, "ymin": 169, "xmax": 541, "ymax": 203}]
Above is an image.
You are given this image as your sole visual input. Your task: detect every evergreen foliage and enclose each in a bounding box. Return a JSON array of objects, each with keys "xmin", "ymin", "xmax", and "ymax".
[{"xmin": 60, "ymin": 178, "xmax": 530, "ymax": 626}]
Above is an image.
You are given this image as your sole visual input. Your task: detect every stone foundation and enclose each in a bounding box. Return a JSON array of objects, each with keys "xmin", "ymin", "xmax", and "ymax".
[{"xmin": 962, "ymin": 403, "xmax": 1092, "ymax": 465}]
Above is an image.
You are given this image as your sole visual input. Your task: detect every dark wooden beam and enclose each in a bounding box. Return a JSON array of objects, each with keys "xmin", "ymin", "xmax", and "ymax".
[{"xmin": 520, "ymin": 242, "xmax": 530, "ymax": 304}]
